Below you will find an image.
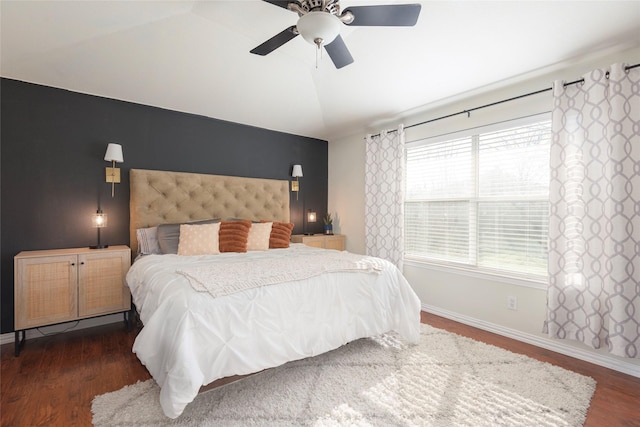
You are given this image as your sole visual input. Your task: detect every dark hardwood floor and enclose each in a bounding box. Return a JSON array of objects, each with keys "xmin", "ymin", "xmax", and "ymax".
[{"xmin": 1, "ymin": 312, "xmax": 638, "ymax": 426}]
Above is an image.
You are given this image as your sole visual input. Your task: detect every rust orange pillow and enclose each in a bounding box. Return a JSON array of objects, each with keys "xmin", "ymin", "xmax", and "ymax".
[
  {"xmin": 268, "ymin": 221, "xmax": 294, "ymax": 249},
  {"xmin": 218, "ymin": 220, "xmax": 251, "ymax": 252}
]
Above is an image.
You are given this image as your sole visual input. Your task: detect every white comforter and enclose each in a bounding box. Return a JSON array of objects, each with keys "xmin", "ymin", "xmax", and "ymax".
[{"xmin": 126, "ymin": 244, "xmax": 421, "ymax": 419}]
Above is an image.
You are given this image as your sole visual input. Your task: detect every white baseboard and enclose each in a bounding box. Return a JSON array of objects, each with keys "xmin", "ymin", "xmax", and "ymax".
[
  {"xmin": 423, "ymin": 303, "xmax": 640, "ymax": 378},
  {"xmin": 0, "ymin": 314, "xmax": 124, "ymax": 346}
]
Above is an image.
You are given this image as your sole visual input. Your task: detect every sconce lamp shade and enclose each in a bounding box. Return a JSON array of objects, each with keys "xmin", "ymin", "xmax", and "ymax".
[
  {"xmin": 104, "ymin": 143, "xmax": 124, "ymax": 163},
  {"xmin": 292, "ymin": 164, "xmax": 303, "ymax": 178}
]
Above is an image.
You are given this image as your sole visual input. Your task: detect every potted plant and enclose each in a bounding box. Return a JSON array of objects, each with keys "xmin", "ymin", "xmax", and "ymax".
[{"xmin": 323, "ymin": 213, "xmax": 333, "ymax": 235}]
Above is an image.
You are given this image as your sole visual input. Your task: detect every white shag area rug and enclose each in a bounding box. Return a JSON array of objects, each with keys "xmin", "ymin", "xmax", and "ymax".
[{"xmin": 92, "ymin": 324, "xmax": 596, "ymax": 426}]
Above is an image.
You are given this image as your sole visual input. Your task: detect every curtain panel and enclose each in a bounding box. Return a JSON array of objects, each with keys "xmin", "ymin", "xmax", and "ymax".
[
  {"xmin": 365, "ymin": 125, "xmax": 405, "ymax": 269},
  {"xmin": 546, "ymin": 63, "xmax": 640, "ymax": 358}
]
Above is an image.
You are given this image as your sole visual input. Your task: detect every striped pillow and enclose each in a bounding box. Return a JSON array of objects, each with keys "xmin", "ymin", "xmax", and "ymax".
[
  {"xmin": 269, "ymin": 222, "xmax": 294, "ymax": 248},
  {"xmin": 219, "ymin": 220, "xmax": 251, "ymax": 252},
  {"xmin": 136, "ymin": 226, "xmax": 161, "ymax": 255}
]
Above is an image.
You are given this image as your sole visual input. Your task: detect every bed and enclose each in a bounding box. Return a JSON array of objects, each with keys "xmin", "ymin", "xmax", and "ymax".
[{"xmin": 126, "ymin": 168, "xmax": 421, "ymax": 419}]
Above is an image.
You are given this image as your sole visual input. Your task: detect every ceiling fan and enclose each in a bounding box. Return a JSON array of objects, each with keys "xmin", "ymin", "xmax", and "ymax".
[{"xmin": 250, "ymin": 0, "xmax": 421, "ymax": 69}]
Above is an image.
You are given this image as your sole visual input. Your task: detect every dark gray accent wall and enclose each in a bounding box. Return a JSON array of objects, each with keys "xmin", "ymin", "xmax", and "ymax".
[{"xmin": 0, "ymin": 78, "xmax": 328, "ymax": 333}]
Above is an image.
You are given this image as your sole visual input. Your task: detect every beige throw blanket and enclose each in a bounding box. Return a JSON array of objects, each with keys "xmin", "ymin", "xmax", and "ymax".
[{"xmin": 178, "ymin": 251, "xmax": 385, "ymax": 298}]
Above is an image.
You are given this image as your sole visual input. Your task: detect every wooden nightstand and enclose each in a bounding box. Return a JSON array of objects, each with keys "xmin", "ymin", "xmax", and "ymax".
[
  {"xmin": 14, "ymin": 245, "xmax": 132, "ymax": 355},
  {"xmin": 291, "ymin": 234, "xmax": 345, "ymax": 251}
]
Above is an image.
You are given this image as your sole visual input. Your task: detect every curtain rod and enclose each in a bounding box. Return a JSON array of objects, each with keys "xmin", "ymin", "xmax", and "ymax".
[{"xmin": 369, "ymin": 63, "xmax": 640, "ymax": 138}]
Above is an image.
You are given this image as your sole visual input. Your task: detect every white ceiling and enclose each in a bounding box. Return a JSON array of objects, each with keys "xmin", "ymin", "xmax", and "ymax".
[{"xmin": 2, "ymin": 1, "xmax": 639, "ymax": 140}]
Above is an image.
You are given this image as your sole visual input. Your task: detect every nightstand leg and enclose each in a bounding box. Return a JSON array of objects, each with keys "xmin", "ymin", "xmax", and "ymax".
[
  {"xmin": 125, "ymin": 307, "xmax": 136, "ymax": 332},
  {"xmin": 14, "ymin": 330, "xmax": 25, "ymax": 356}
]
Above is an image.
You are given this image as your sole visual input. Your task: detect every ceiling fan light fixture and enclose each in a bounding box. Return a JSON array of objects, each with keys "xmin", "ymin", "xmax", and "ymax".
[
  {"xmin": 253, "ymin": 1, "xmax": 422, "ymax": 69},
  {"xmin": 296, "ymin": 11, "xmax": 341, "ymax": 46}
]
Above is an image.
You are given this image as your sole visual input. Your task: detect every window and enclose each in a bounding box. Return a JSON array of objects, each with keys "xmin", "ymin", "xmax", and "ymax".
[{"xmin": 404, "ymin": 115, "xmax": 551, "ymax": 278}]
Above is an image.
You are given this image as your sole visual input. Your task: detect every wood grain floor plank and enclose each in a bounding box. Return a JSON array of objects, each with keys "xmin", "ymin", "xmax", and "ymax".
[{"xmin": 1, "ymin": 313, "xmax": 638, "ymax": 426}]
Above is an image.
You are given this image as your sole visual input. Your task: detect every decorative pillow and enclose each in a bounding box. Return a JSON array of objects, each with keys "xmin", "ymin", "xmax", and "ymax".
[
  {"xmin": 246, "ymin": 222, "xmax": 273, "ymax": 251},
  {"xmin": 218, "ymin": 220, "xmax": 251, "ymax": 252},
  {"xmin": 136, "ymin": 226, "xmax": 161, "ymax": 255},
  {"xmin": 157, "ymin": 218, "xmax": 220, "ymax": 254},
  {"xmin": 268, "ymin": 221, "xmax": 294, "ymax": 248},
  {"xmin": 177, "ymin": 222, "xmax": 221, "ymax": 256}
]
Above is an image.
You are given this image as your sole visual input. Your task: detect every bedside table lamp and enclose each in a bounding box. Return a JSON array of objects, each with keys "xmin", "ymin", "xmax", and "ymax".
[
  {"xmin": 104, "ymin": 143, "xmax": 124, "ymax": 198},
  {"xmin": 90, "ymin": 210, "xmax": 108, "ymax": 249},
  {"xmin": 305, "ymin": 209, "xmax": 316, "ymax": 235}
]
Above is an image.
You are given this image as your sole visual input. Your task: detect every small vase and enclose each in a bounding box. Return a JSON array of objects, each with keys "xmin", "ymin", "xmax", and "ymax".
[{"xmin": 323, "ymin": 224, "xmax": 333, "ymax": 235}]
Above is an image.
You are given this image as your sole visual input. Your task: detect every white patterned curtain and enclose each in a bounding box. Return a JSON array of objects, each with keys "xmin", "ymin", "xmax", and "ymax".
[
  {"xmin": 546, "ymin": 63, "xmax": 640, "ymax": 358},
  {"xmin": 365, "ymin": 125, "xmax": 405, "ymax": 269}
]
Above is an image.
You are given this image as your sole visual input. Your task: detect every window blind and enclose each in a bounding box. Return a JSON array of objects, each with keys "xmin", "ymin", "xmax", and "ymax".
[{"xmin": 405, "ymin": 116, "xmax": 551, "ymax": 278}]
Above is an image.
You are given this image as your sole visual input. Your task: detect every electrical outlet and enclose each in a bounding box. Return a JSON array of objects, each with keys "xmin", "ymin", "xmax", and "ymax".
[{"xmin": 507, "ymin": 296, "xmax": 518, "ymax": 310}]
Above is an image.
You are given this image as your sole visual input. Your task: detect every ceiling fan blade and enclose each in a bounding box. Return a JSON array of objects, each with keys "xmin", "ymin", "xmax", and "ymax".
[
  {"xmin": 261, "ymin": 0, "xmax": 293, "ymax": 10},
  {"xmin": 324, "ymin": 35, "xmax": 354, "ymax": 69},
  {"xmin": 250, "ymin": 26, "xmax": 298, "ymax": 56},
  {"xmin": 343, "ymin": 4, "xmax": 421, "ymax": 26}
]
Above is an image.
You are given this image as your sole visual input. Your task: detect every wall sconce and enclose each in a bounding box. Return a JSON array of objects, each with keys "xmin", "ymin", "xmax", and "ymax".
[
  {"xmin": 291, "ymin": 164, "xmax": 303, "ymax": 200},
  {"xmin": 104, "ymin": 143, "xmax": 124, "ymax": 197},
  {"xmin": 305, "ymin": 209, "xmax": 316, "ymax": 235},
  {"xmin": 90, "ymin": 209, "xmax": 108, "ymax": 249}
]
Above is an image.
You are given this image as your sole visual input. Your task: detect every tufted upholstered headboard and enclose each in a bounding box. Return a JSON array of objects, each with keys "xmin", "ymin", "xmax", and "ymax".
[{"xmin": 129, "ymin": 169, "xmax": 290, "ymax": 255}]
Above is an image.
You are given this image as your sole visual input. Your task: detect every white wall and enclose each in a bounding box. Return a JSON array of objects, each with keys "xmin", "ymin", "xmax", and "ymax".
[{"xmin": 328, "ymin": 45, "xmax": 640, "ymax": 376}]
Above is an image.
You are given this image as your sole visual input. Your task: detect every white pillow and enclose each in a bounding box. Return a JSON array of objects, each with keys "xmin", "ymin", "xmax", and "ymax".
[
  {"xmin": 177, "ymin": 223, "xmax": 221, "ymax": 256},
  {"xmin": 136, "ymin": 226, "xmax": 161, "ymax": 255},
  {"xmin": 246, "ymin": 222, "xmax": 273, "ymax": 251}
]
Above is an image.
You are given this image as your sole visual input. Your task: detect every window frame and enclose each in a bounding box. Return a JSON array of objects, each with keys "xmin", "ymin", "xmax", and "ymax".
[{"xmin": 403, "ymin": 113, "xmax": 551, "ymax": 285}]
